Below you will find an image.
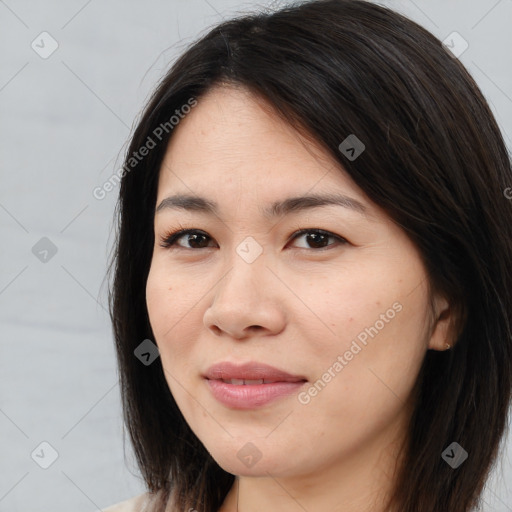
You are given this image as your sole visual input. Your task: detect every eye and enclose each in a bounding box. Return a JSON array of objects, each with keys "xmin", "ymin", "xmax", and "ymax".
[
  {"xmin": 159, "ymin": 228, "xmax": 348, "ymax": 251},
  {"xmin": 289, "ymin": 228, "xmax": 348, "ymax": 250},
  {"xmin": 159, "ymin": 229, "xmax": 214, "ymax": 249}
]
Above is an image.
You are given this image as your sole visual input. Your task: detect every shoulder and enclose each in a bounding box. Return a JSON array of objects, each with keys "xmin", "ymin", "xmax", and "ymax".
[{"xmin": 101, "ymin": 492, "xmax": 152, "ymax": 512}]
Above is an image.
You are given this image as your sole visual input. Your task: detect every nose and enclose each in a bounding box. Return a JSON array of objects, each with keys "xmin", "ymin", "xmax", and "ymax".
[{"xmin": 203, "ymin": 253, "xmax": 286, "ymax": 340}]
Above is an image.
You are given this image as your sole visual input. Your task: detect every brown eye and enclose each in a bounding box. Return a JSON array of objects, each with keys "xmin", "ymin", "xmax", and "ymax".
[
  {"xmin": 159, "ymin": 228, "xmax": 348, "ymax": 251},
  {"xmin": 289, "ymin": 229, "xmax": 347, "ymax": 250},
  {"xmin": 160, "ymin": 229, "xmax": 214, "ymax": 249}
]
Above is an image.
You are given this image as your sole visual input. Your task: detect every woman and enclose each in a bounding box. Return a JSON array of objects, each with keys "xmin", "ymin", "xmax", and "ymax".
[{"xmin": 105, "ymin": 0, "xmax": 512, "ymax": 511}]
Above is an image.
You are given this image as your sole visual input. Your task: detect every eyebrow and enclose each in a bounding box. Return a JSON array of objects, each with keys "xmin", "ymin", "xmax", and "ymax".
[{"xmin": 155, "ymin": 192, "xmax": 368, "ymax": 219}]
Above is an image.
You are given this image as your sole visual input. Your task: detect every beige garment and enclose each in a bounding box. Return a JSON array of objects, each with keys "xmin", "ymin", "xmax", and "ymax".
[{"xmin": 102, "ymin": 492, "xmax": 152, "ymax": 512}]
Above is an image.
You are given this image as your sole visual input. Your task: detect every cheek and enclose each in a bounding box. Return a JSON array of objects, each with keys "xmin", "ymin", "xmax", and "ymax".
[
  {"xmin": 295, "ymin": 266, "xmax": 398, "ymax": 357},
  {"xmin": 145, "ymin": 264, "xmax": 169, "ymax": 337},
  {"xmin": 293, "ymin": 298, "xmax": 427, "ymax": 457},
  {"xmin": 300, "ymin": 260, "xmax": 430, "ymax": 403},
  {"xmin": 145, "ymin": 262, "xmax": 204, "ymax": 368}
]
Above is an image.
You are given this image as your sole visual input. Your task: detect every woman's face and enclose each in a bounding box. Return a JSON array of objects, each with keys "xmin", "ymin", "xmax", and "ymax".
[{"xmin": 146, "ymin": 85, "xmax": 451, "ymax": 481}]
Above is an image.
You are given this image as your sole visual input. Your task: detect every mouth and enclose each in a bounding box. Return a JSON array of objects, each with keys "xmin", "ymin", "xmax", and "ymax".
[
  {"xmin": 203, "ymin": 361, "xmax": 307, "ymax": 409},
  {"xmin": 215, "ymin": 378, "xmax": 300, "ymax": 385},
  {"xmin": 203, "ymin": 361, "xmax": 307, "ymax": 382}
]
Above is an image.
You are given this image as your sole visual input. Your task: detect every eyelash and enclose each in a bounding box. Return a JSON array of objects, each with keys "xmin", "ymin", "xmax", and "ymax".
[{"xmin": 158, "ymin": 226, "xmax": 348, "ymax": 251}]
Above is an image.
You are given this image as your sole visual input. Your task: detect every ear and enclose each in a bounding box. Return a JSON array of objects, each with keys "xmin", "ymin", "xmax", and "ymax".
[{"xmin": 427, "ymin": 294, "xmax": 454, "ymax": 351}]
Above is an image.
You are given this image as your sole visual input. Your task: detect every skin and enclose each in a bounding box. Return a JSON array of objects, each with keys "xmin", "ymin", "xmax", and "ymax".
[{"xmin": 145, "ymin": 85, "xmax": 453, "ymax": 512}]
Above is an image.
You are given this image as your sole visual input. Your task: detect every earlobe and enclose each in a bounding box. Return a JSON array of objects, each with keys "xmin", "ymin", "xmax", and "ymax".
[{"xmin": 427, "ymin": 295, "xmax": 455, "ymax": 351}]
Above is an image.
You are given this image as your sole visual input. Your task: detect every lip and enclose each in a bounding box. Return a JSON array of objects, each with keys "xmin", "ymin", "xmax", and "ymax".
[
  {"xmin": 203, "ymin": 361, "xmax": 307, "ymax": 409},
  {"xmin": 203, "ymin": 361, "xmax": 306, "ymax": 382}
]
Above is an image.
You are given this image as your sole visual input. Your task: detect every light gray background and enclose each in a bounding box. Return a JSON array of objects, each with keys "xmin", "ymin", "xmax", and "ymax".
[{"xmin": 1, "ymin": 0, "xmax": 511, "ymax": 511}]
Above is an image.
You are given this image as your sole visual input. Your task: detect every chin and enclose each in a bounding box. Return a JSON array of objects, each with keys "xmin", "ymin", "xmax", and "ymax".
[{"xmin": 205, "ymin": 441, "xmax": 300, "ymax": 478}]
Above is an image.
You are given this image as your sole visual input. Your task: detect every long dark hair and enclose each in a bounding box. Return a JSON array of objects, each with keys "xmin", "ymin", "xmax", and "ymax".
[{"xmin": 107, "ymin": 1, "xmax": 512, "ymax": 510}]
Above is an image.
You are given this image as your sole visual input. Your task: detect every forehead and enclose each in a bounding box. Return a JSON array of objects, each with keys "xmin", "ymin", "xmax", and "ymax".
[{"xmin": 155, "ymin": 85, "xmax": 375, "ymax": 219}]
